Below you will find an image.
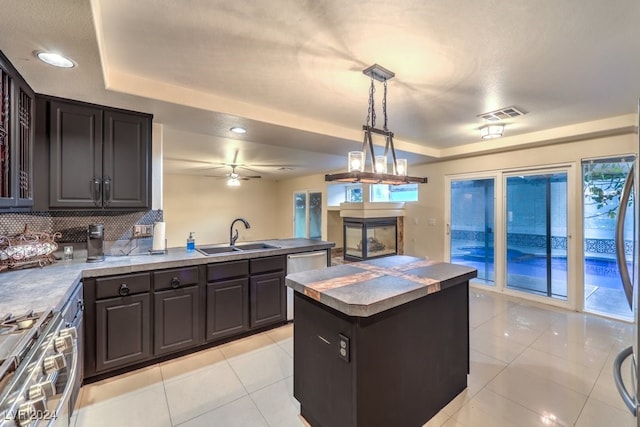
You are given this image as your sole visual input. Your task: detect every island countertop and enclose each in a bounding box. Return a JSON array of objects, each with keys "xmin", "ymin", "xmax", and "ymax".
[
  {"xmin": 0, "ymin": 238, "xmax": 334, "ymax": 315},
  {"xmin": 285, "ymin": 255, "xmax": 477, "ymax": 317}
]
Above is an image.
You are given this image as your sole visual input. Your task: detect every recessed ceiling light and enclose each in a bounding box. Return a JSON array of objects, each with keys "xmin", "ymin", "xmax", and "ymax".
[
  {"xmin": 230, "ymin": 126, "xmax": 246, "ymax": 134},
  {"xmin": 36, "ymin": 51, "xmax": 75, "ymax": 68}
]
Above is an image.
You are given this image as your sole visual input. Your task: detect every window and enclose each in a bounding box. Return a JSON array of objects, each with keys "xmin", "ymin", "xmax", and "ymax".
[
  {"xmin": 346, "ymin": 185, "xmax": 363, "ymax": 202},
  {"xmin": 370, "ymin": 184, "xmax": 418, "ymax": 202}
]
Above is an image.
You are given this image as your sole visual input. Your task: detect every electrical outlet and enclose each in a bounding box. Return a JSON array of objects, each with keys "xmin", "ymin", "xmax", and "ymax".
[
  {"xmin": 133, "ymin": 224, "xmax": 153, "ymax": 237},
  {"xmin": 338, "ymin": 333, "xmax": 350, "ymax": 362}
]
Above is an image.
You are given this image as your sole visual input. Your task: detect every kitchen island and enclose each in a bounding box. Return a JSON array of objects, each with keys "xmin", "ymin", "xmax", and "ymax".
[{"xmin": 286, "ymin": 255, "xmax": 477, "ymax": 427}]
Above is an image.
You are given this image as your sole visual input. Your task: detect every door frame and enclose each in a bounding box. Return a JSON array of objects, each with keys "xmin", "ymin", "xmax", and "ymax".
[
  {"xmin": 293, "ymin": 189, "xmax": 323, "ymax": 239},
  {"xmin": 445, "ymin": 163, "xmax": 577, "ymax": 311},
  {"xmin": 444, "ymin": 171, "xmax": 500, "ymax": 288}
]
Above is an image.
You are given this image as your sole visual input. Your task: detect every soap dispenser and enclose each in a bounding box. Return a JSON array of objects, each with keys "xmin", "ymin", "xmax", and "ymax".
[{"xmin": 186, "ymin": 232, "xmax": 195, "ymax": 252}]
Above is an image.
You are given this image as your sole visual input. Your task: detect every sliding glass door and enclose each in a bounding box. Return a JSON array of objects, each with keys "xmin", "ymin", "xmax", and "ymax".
[
  {"xmin": 449, "ymin": 177, "xmax": 496, "ymax": 285},
  {"xmin": 505, "ymin": 172, "xmax": 568, "ymax": 300},
  {"xmin": 294, "ymin": 190, "xmax": 322, "ymax": 239}
]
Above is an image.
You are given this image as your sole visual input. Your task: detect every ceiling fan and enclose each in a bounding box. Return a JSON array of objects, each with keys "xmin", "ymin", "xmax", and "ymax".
[
  {"xmin": 201, "ymin": 150, "xmax": 262, "ymax": 185},
  {"xmin": 211, "ymin": 164, "xmax": 262, "ymax": 186}
]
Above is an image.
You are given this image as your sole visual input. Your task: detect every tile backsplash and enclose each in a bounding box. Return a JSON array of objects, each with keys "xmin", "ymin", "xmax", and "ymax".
[{"xmin": 0, "ymin": 209, "xmax": 163, "ymax": 255}]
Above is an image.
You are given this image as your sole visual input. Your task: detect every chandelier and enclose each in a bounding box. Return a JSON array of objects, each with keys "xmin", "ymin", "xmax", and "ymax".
[{"xmin": 325, "ymin": 64, "xmax": 427, "ymax": 185}]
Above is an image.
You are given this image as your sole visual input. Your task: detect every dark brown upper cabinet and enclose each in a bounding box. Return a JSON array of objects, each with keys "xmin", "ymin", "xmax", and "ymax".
[
  {"xmin": 38, "ymin": 95, "xmax": 152, "ymax": 209},
  {"xmin": 0, "ymin": 51, "xmax": 35, "ymax": 210}
]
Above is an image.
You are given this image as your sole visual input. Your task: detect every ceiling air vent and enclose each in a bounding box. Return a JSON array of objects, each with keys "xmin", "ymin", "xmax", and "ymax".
[{"xmin": 477, "ymin": 106, "xmax": 527, "ymax": 122}]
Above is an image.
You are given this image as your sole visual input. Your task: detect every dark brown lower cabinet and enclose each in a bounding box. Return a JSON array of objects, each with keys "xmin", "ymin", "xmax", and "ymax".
[
  {"xmin": 154, "ymin": 286, "xmax": 200, "ymax": 355},
  {"xmin": 250, "ymin": 272, "xmax": 285, "ymax": 328},
  {"xmin": 95, "ymin": 294, "xmax": 151, "ymax": 374},
  {"xmin": 206, "ymin": 278, "xmax": 249, "ymax": 341},
  {"xmin": 85, "ymin": 256, "xmax": 292, "ymax": 381}
]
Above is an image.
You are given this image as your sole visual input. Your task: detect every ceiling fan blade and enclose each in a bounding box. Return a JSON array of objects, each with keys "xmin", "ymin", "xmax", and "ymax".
[
  {"xmin": 235, "ymin": 165, "xmax": 263, "ymax": 174},
  {"xmin": 242, "ymin": 175, "xmax": 262, "ymax": 179}
]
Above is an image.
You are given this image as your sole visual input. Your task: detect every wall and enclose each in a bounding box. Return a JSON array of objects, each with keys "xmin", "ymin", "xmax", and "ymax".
[
  {"xmin": 403, "ymin": 133, "xmax": 637, "ymax": 261},
  {"xmin": 163, "ymin": 174, "xmax": 281, "ymax": 247}
]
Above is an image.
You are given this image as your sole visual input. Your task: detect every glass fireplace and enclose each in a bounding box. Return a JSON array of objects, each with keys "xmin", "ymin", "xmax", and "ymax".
[{"xmin": 343, "ymin": 217, "xmax": 398, "ymax": 261}]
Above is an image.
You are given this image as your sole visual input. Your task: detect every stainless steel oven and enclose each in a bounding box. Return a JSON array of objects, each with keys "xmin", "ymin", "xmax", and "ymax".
[{"xmin": 0, "ymin": 282, "xmax": 83, "ymax": 427}]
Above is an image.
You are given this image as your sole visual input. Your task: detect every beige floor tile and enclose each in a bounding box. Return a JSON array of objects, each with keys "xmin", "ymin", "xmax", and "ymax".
[
  {"xmin": 227, "ymin": 343, "xmax": 293, "ymax": 393},
  {"xmin": 468, "ymin": 349, "xmax": 507, "ymax": 387},
  {"xmin": 159, "ymin": 346, "xmax": 226, "ymax": 382},
  {"xmin": 218, "ymin": 332, "xmax": 275, "ymax": 359},
  {"xmin": 163, "ymin": 360, "xmax": 247, "ymax": 425},
  {"xmin": 549, "ymin": 312, "xmax": 631, "ymax": 351},
  {"xmin": 575, "ymin": 396, "xmax": 635, "ymax": 427},
  {"xmin": 531, "ymin": 330, "xmax": 610, "ymax": 370},
  {"xmin": 79, "ymin": 364, "xmax": 163, "ymax": 406},
  {"xmin": 453, "ymin": 388, "xmax": 555, "ymax": 427},
  {"xmin": 470, "ymin": 326, "xmax": 528, "ymax": 364},
  {"xmin": 486, "ymin": 365, "xmax": 588, "ymax": 426},
  {"xmin": 590, "ymin": 349, "xmax": 634, "ymax": 413},
  {"xmin": 474, "ymin": 312, "xmax": 546, "ymax": 347},
  {"xmin": 176, "ymin": 396, "xmax": 268, "ymax": 427},
  {"xmin": 266, "ymin": 323, "xmax": 293, "ymax": 343},
  {"xmin": 510, "ymin": 347, "xmax": 600, "ymax": 395},
  {"xmin": 250, "ymin": 376, "xmax": 303, "ymax": 427},
  {"xmin": 74, "ymin": 381, "xmax": 171, "ymax": 427}
]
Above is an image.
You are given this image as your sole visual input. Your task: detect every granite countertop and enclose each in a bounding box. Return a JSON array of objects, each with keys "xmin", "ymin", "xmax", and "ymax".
[
  {"xmin": 285, "ymin": 255, "xmax": 477, "ymax": 317},
  {"xmin": 0, "ymin": 238, "xmax": 334, "ymax": 315}
]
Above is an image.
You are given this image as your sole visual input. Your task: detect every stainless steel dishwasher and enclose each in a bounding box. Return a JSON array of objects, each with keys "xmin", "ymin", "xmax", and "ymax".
[{"xmin": 286, "ymin": 251, "xmax": 329, "ymax": 320}]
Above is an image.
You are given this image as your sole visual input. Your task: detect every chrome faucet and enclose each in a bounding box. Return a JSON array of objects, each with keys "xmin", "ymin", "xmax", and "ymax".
[{"xmin": 230, "ymin": 218, "xmax": 251, "ymax": 247}]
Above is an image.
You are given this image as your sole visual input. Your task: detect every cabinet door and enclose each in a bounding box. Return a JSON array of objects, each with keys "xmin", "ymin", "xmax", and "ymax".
[
  {"xmin": 49, "ymin": 100, "xmax": 103, "ymax": 208},
  {"xmin": 95, "ymin": 294, "xmax": 151, "ymax": 373},
  {"xmin": 250, "ymin": 271, "xmax": 285, "ymax": 329},
  {"xmin": 14, "ymin": 82, "xmax": 34, "ymax": 207},
  {"xmin": 103, "ymin": 110, "xmax": 150, "ymax": 209},
  {"xmin": 206, "ymin": 278, "xmax": 248, "ymax": 341},
  {"xmin": 0, "ymin": 51, "xmax": 35, "ymax": 209},
  {"xmin": 0, "ymin": 64, "xmax": 12, "ymax": 207},
  {"xmin": 154, "ymin": 286, "xmax": 200, "ymax": 356}
]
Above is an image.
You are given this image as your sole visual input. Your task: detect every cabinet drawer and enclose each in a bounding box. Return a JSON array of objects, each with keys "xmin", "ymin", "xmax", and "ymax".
[
  {"xmin": 154, "ymin": 267, "xmax": 199, "ymax": 291},
  {"xmin": 207, "ymin": 260, "xmax": 249, "ymax": 282},
  {"xmin": 250, "ymin": 256, "xmax": 285, "ymax": 275},
  {"xmin": 95, "ymin": 273, "xmax": 151, "ymax": 299}
]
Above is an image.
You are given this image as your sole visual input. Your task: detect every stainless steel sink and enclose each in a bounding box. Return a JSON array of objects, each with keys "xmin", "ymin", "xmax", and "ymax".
[
  {"xmin": 233, "ymin": 243, "xmax": 280, "ymax": 251},
  {"xmin": 196, "ymin": 242, "xmax": 279, "ymax": 255},
  {"xmin": 196, "ymin": 246, "xmax": 241, "ymax": 255}
]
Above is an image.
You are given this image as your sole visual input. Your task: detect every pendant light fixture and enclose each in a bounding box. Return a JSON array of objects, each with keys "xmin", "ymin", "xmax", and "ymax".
[{"xmin": 325, "ymin": 64, "xmax": 427, "ymax": 185}]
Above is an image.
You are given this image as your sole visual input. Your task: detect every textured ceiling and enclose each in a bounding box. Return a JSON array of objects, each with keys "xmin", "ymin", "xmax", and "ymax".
[{"xmin": 1, "ymin": 0, "xmax": 639, "ymax": 178}]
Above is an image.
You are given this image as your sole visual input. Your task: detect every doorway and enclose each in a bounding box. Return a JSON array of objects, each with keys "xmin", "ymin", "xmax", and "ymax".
[
  {"xmin": 582, "ymin": 157, "xmax": 634, "ymax": 320},
  {"xmin": 504, "ymin": 171, "xmax": 568, "ymax": 300},
  {"xmin": 449, "ymin": 177, "xmax": 496, "ymax": 285},
  {"xmin": 447, "ymin": 165, "xmax": 574, "ymax": 307},
  {"xmin": 294, "ymin": 190, "xmax": 322, "ymax": 240}
]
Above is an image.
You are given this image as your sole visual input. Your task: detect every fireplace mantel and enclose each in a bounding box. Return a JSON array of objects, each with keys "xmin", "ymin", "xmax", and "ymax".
[{"xmin": 339, "ymin": 202, "xmax": 405, "ymax": 219}]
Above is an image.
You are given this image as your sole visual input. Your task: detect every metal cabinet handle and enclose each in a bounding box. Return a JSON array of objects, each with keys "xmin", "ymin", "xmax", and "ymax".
[
  {"xmin": 92, "ymin": 177, "xmax": 102, "ymax": 207},
  {"xmin": 119, "ymin": 284, "xmax": 130, "ymax": 296},
  {"xmin": 103, "ymin": 176, "xmax": 112, "ymax": 207},
  {"xmin": 170, "ymin": 277, "xmax": 181, "ymax": 289}
]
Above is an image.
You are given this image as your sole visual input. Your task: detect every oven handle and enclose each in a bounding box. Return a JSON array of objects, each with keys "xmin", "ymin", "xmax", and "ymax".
[{"xmin": 47, "ymin": 339, "xmax": 78, "ymax": 427}]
